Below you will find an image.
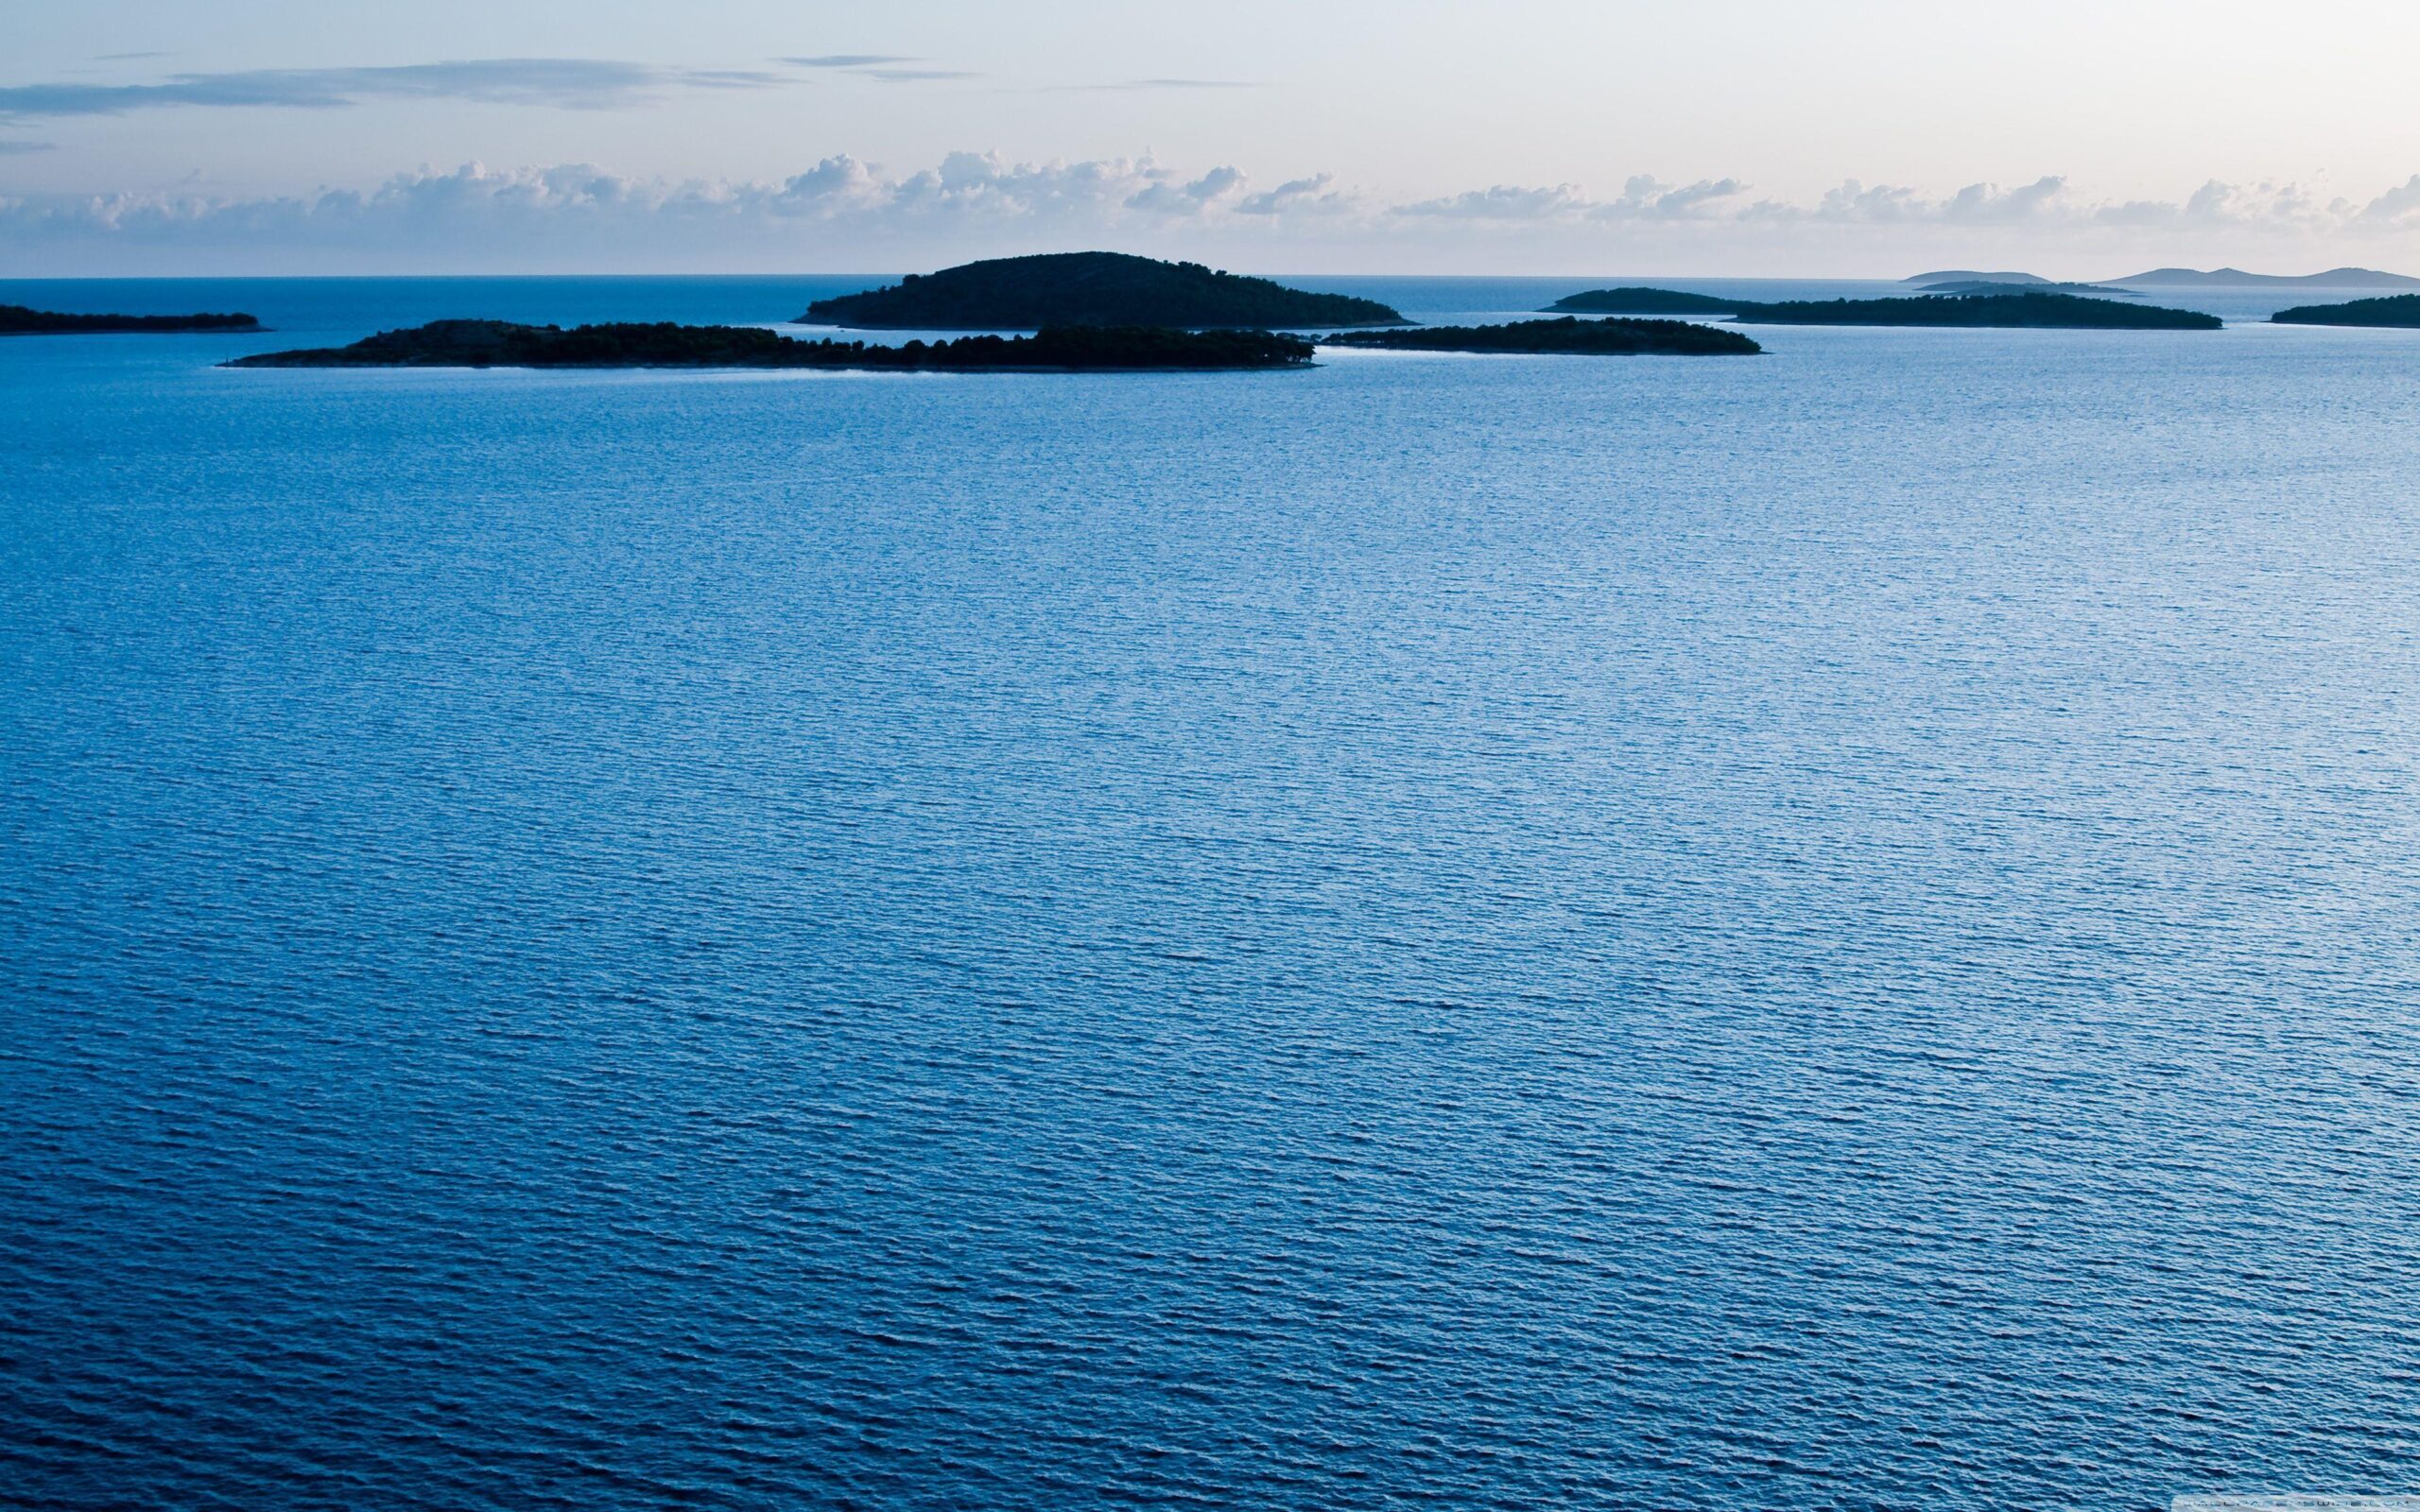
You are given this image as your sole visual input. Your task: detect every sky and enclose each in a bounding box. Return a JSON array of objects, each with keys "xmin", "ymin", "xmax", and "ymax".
[{"xmin": 7, "ymin": 0, "xmax": 2420, "ymax": 276}]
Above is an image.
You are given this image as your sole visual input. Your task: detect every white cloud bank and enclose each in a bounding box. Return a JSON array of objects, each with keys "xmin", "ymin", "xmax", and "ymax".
[{"xmin": 7, "ymin": 155, "xmax": 2420, "ymax": 276}]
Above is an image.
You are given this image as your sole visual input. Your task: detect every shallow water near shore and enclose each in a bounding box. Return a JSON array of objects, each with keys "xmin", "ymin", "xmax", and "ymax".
[{"xmin": 6, "ymin": 275, "xmax": 2420, "ymax": 1511}]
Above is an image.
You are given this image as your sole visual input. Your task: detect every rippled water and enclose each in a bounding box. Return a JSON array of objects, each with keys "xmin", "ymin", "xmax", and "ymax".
[{"xmin": 6, "ymin": 277, "xmax": 2420, "ymax": 1511}]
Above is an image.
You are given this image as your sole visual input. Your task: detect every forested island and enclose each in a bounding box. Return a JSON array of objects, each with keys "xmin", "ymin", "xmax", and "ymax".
[
  {"xmin": 800, "ymin": 251, "xmax": 1407, "ymax": 329},
  {"xmin": 1734, "ymin": 292, "xmax": 2219, "ymax": 329},
  {"xmin": 1541, "ymin": 288, "xmax": 1739, "ymax": 315},
  {"xmin": 1321, "ymin": 317, "xmax": 1760, "ymax": 355},
  {"xmin": 2, "ymin": 304, "xmax": 262, "ymax": 335},
  {"xmin": 226, "ymin": 320, "xmax": 1316, "ymax": 371},
  {"xmin": 2270, "ymin": 295, "xmax": 2420, "ymax": 327}
]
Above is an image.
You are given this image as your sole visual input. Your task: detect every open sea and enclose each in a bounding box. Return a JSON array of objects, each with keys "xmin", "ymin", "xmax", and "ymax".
[{"xmin": 5, "ymin": 274, "xmax": 2420, "ymax": 1511}]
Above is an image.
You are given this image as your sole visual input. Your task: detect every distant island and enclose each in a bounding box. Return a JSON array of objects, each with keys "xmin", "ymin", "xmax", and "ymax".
[
  {"xmin": 1904, "ymin": 269, "xmax": 2054, "ymax": 286},
  {"xmin": 2269, "ymin": 295, "xmax": 2420, "ymax": 327},
  {"xmin": 1916, "ymin": 279, "xmax": 2129, "ymax": 296},
  {"xmin": 1321, "ymin": 317, "xmax": 1760, "ymax": 355},
  {"xmin": 1539, "ymin": 288, "xmax": 2219, "ymax": 330},
  {"xmin": 1540, "ymin": 287, "xmax": 1739, "ymax": 315},
  {"xmin": 801, "ymin": 251, "xmax": 1408, "ymax": 330},
  {"xmin": 1732, "ymin": 292, "xmax": 2220, "ymax": 330},
  {"xmin": 2, "ymin": 303, "xmax": 262, "ymax": 335},
  {"xmin": 2110, "ymin": 266, "xmax": 2420, "ymax": 289},
  {"xmin": 226, "ymin": 320, "xmax": 1315, "ymax": 371}
]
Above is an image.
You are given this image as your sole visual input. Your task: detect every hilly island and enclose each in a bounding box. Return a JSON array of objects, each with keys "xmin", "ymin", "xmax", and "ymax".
[
  {"xmin": 801, "ymin": 251, "xmax": 1408, "ymax": 329},
  {"xmin": 227, "ymin": 320, "xmax": 1316, "ymax": 371}
]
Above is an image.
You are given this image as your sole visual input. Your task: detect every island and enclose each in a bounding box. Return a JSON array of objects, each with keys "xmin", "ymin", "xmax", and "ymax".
[
  {"xmin": 1904, "ymin": 269, "xmax": 2052, "ymax": 286},
  {"xmin": 2269, "ymin": 295, "xmax": 2420, "ymax": 327},
  {"xmin": 2, "ymin": 303, "xmax": 262, "ymax": 335},
  {"xmin": 1915, "ymin": 279, "xmax": 2129, "ymax": 296},
  {"xmin": 1731, "ymin": 292, "xmax": 2220, "ymax": 330},
  {"xmin": 1541, "ymin": 287, "xmax": 1739, "ymax": 315},
  {"xmin": 1319, "ymin": 317, "xmax": 1760, "ymax": 355},
  {"xmin": 799, "ymin": 251, "xmax": 1407, "ymax": 329},
  {"xmin": 224, "ymin": 319, "xmax": 1316, "ymax": 371},
  {"xmin": 1508, "ymin": 287, "xmax": 2218, "ymax": 330},
  {"xmin": 2111, "ymin": 266, "xmax": 2420, "ymax": 289}
]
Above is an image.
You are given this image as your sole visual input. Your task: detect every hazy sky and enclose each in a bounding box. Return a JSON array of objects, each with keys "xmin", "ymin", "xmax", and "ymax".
[{"xmin": 8, "ymin": 0, "xmax": 2420, "ymax": 275}]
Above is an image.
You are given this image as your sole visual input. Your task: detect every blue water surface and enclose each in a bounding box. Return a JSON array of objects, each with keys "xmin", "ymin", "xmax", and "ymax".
[{"xmin": 5, "ymin": 276, "xmax": 2420, "ymax": 1512}]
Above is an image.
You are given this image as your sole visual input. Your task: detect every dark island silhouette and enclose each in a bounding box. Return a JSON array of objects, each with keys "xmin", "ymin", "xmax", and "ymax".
[
  {"xmin": 1521, "ymin": 288, "xmax": 2216, "ymax": 330},
  {"xmin": 2, "ymin": 303, "xmax": 262, "ymax": 335},
  {"xmin": 2269, "ymin": 295, "xmax": 2420, "ymax": 327},
  {"xmin": 1321, "ymin": 317, "xmax": 1760, "ymax": 355},
  {"xmin": 1541, "ymin": 287, "xmax": 1740, "ymax": 315},
  {"xmin": 800, "ymin": 251, "xmax": 1407, "ymax": 329},
  {"xmin": 226, "ymin": 320, "xmax": 1315, "ymax": 371},
  {"xmin": 1735, "ymin": 292, "xmax": 2219, "ymax": 329}
]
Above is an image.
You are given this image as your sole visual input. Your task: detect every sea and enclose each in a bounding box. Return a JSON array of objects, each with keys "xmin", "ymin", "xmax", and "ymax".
[{"xmin": 5, "ymin": 274, "xmax": 2420, "ymax": 1511}]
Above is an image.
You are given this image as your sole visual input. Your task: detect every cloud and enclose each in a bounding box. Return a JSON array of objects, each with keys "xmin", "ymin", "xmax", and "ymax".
[
  {"xmin": 1395, "ymin": 182, "xmax": 1592, "ymax": 220},
  {"xmin": 1634, "ymin": 177, "xmax": 1746, "ymax": 218},
  {"xmin": 0, "ymin": 59, "xmax": 790, "ymax": 120},
  {"xmin": 769, "ymin": 56, "xmax": 973, "ymax": 83},
  {"xmin": 8, "ymin": 153, "xmax": 2420, "ymax": 276},
  {"xmin": 1806, "ymin": 180, "xmax": 1927, "ymax": 223},
  {"xmin": 1940, "ymin": 175, "xmax": 2067, "ymax": 223},
  {"xmin": 1235, "ymin": 174, "xmax": 1353, "ymax": 216},
  {"xmin": 1393, "ymin": 175, "xmax": 1746, "ymax": 222},
  {"xmin": 1124, "ymin": 165, "xmax": 1245, "ymax": 215},
  {"xmin": 2356, "ymin": 174, "xmax": 2420, "ymax": 227},
  {"xmin": 0, "ymin": 153, "xmax": 1287, "ymax": 269},
  {"xmin": 1049, "ymin": 78, "xmax": 1260, "ymax": 92},
  {"xmin": 0, "ymin": 139, "xmax": 55, "ymax": 154}
]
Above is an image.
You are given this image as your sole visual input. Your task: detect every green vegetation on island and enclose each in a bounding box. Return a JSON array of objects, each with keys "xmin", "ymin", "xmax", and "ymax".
[
  {"xmin": 2, "ymin": 304, "xmax": 262, "ymax": 335},
  {"xmin": 1541, "ymin": 287, "xmax": 1740, "ymax": 315},
  {"xmin": 2269, "ymin": 295, "xmax": 2420, "ymax": 327},
  {"xmin": 226, "ymin": 320, "xmax": 1316, "ymax": 371},
  {"xmin": 1734, "ymin": 292, "xmax": 2220, "ymax": 330},
  {"xmin": 1320, "ymin": 317, "xmax": 1760, "ymax": 355},
  {"xmin": 800, "ymin": 251, "xmax": 1407, "ymax": 329}
]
